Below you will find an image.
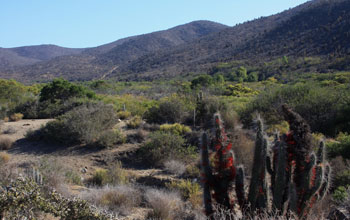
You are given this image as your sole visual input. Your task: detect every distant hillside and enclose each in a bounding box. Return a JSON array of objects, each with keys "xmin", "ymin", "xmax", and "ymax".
[
  {"xmin": 0, "ymin": 20, "xmax": 228, "ymax": 82},
  {"xmin": 1, "ymin": 0, "xmax": 350, "ymax": 82},
  {"xmin": 0, "ymin": 45, "xmax": 83, "ymax": 69},
  {"xmin": 110, "ymin": 0, "xmax": 350, "ymax": 80}
]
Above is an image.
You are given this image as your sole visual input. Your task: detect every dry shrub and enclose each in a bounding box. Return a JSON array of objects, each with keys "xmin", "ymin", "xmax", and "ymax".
[
  {"xmin": 2, "ymin": 126, "xmax": 16, "ymax": 134},
  {"xmin": 0, "ymin": 151, "xmax": 10, "ymax": 164},
  {"xmin": 164, "ymin": 160, "xmax": 186, "ymax": 176},
  {"xmin": 9, "ymin": 113, "xmax": 24, "ymax": 121},
  {"xmin": 3, "ymin": 117, "xmax": 9, "ymax": 122},
  {"xmin": 127, "ymin": 116, "xmax": 142, "ymax": 129},
  {"xmin": 0, "ymin": 136, "xmax": 14, "ymax": 150},
  {"xmin": 89, "ymin": 161, "xmax": 129, "ymax": 186},
  {"xmin": 80, "ymin": 185, "xmax": 142, "ymax": 215},
  {"xmin": 166, "ymin": 179, "xmax": 202, "ymax": 209},
  {"xmin": 145, "ymin": 188, "xmax": 184, "ymax": 220},
  {"xmin": 231, "ymin": 129, "xmax": 254, "ymax": 174}
]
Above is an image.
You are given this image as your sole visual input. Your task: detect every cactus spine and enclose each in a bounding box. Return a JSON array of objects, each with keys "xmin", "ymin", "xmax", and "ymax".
[{"xmin": 200, "ymin": 105, "xmax": 331, "ymax": 219}]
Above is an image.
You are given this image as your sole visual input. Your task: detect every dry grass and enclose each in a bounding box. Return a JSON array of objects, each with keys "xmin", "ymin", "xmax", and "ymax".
[
  {"xmin": 164, "ymin": 160, "xmax": 187, "ymax": 176},
  {"xmin": 145, "ymin": 188, "xmax": 184, "ymax": 220},
  {"xmin": 0, "ymin": 136, "xmax": 14, "ymax": 150},
  {"xmin": 0, "ymin": 151, "xmax": 10, "ymax": 164},
  {"xmin": 9, "ymin": 113, "xmax": 24, "ymax": 122},
  {"xmin": 80, "ymin": 185, "xmax": 142, "ymax": 216}
]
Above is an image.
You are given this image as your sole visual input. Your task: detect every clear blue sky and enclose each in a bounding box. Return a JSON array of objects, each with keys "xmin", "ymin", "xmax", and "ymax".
[{"xmin": 0, "ymin": 0, "xmax": 309, "ymax": 48}]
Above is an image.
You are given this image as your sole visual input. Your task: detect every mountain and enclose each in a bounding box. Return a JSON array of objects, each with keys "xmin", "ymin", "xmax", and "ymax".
[
  {"xmin": 1, "ymin": 0, "xmax": 350, "ymax": 82},
  {"xmin": 111, "ymin": 0, "xmax": 350, "ymax": 80},
  {"xmin": 0, "ymin": 20, "xmax": 228, "ymax": 82},
  {"xmin": 0, "ymin": 45, "xmax": 83, "ymax": 69}
]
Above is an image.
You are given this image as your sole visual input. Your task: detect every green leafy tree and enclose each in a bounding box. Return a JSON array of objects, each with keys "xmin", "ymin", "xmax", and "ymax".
[{"xmin": 39, "ymin": 78, "xmax": 95, "ymax": 103}]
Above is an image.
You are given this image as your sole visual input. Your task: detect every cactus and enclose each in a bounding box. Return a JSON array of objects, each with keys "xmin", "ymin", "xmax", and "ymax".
[
  {"xmin": 200, "ymin": 105, "xmax": 331, "ymax": 219},
  {"xmin": 200, "ymin": 113, "xmax": 237, "ymax": 218}
]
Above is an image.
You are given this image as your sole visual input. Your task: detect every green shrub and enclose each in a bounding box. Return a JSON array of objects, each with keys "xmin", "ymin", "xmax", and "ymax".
[
  {"xmin": 37, "ymin": 102, "xmax": 117, "ymax": 145},
  {"xmin": 95, "ymin": 129, "xmax": 125, "ymax": 148},
  {"xmin": 241, "ymin": 83, "xmax": 349, "ymax": 136},
  {"xmin": 145, "ymin": 95, "xmax": 193, "ymax": 124},
  {"xmin": 39, "ymin": 78, "xmax": 95, "ymax": 103},
  {"xmin": 117, "ymin": 111, "xmax": 131, "ymax": 120},
  {"xmin": 166, "ymin": 179, "xmax": 202, "ymax": 208},
  {"xmin": 327, "ymin": 133, "xmax": 350, "ymax": 159},
  {"xmin": 127, "ymin": 116, "xmax": 142, "ymax": 129},
  {"xmin": 196, "ymin": 96, "xmax": 236, "ymax": 130},
  {"xmin": 333, "ymin": 186, "xmax": 350, "ymax": 202},
  {"xmin": 159, "ymin": 123, "xmax": 191, "ymax": 136},
  {"xmin": 333, "ymin": 170, "xmax": 350, "ymax": 190},
  {"xmin": 191, "ymin": 74, "xmax": 214, "ymax": 89},
  {"xmin": 138, "ymin": 131, "xmax": 197, "ymax": 166}
]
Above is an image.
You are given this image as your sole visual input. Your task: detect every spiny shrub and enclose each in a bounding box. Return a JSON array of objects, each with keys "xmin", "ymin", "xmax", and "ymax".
[
  {"xmin": 164, "ymin": 160, "xmax": 187, "ymax": 176},
  {"xmin": 80, "ymin": 185, "xmax": 142, "ymax": 216},
  {"xmin": 145, "ymin": 188, "xmax": 183, "ymax": 220},
  {"xmin": 0, "ymin": 177, "xmax": 114, "ymax": 219},
  {"xmin": 159, "ymin": 123, "xmax": 192, "ymax": 136}
]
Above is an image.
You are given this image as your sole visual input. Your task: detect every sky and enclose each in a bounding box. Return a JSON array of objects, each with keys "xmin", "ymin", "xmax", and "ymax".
[{"xmin": 0, "ymin": 0, "xmax": 309, "ymax": 48}]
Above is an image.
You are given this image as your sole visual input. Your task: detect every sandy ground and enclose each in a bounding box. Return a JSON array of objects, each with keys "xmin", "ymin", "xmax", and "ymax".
[{"xmin": 0, "ymin": 118, "xmax": 177, "ymax": 220}]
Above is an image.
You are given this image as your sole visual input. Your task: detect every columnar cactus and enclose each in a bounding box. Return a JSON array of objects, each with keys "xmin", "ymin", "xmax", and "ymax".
[
  {"xmin": 200, "ymin": 105, "xmax": 331, "ymax": 219},
  {"xmin": 200, "ymin": 113, "xmax": 237, "ymax": 218}
]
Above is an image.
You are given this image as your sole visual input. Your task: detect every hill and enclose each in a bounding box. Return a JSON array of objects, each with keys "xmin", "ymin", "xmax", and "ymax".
[
  {"xmin": 1, "ymin": 0, "xmax": 350, "ymax": 82},
  {"xmin": 111, "ymin": 0, "xmax": 350, "ymax": 80},
  {"xmin": 0, "ymin": 45, "xmax": 83, "ymax": 69},
  {"xmin": 0, "ymin": 21, "xmax": 228, "ymax": 82}
]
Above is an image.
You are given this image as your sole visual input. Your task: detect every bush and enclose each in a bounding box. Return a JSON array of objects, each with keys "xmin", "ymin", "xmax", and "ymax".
[
  {"xmin": 164, "ymin": 160, "xmax": 187, "ymax": 176},
  {"xmin": 138, "ymin": 131, "xmax": 197, "ymax": 166},
  {"xmin": 145, "ymin": 95, "xmax": 193, "ymax": 124},
  {"xmin": 196, "ymin": 96, "xmax": 236, "ymax": 130},
  {"xmin": 80, "ymin": 185, "xmax": 142, "ymax": 215},
  {"xmin": 89, "ymin": 161, "xmax": 129, "ymax": 186},
  {"xmin": 0, "ymin": 152, "xmax": 10, "ymax": 164},
  {"xmin": 166, "ymin": 179, "xmax": 202, "ymax": 208},
  {"xmin": 241, "ymin": 83, "xmax": 349, "ymax": 136},
  {"xmin": 159, "ymin": 123, "xmax": 191, "ymax": 136},
  {"xmin": 333, "ymin": 170, "xmax": 350, "ymax": 191},
  {"xmin": 9, "ymin": 113, "xmax": 23, "ymax": 121},
  {"xmin": 333, "ymin": 186, "xmax": 350, "ymax": 202},
  {"xmin": 117, "ymin": 111, "xmax": 131, "ymax": 120},
  {"xmin": 327, "ymin": 133, "xmax": 350, "ymax": 160},
  {"xmin": 126, "ymin": 116, "xmax": 142, "ymax": 129},
  {"xmin": 37, "ymin": 102, "xmax": 118, "ymax": 145},
  {"xmin": 145, "ymin": 188, "xmax": 183, "ymax": 220},
  {"xmin": 0, "ymin": 137, "xmax": 14, "ymax": 150},
  {"xmin": 95, "ymin": 129, "xmax": 125, "ymax": 148}
]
